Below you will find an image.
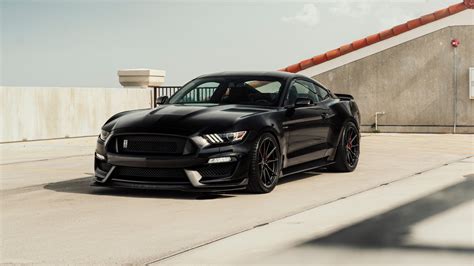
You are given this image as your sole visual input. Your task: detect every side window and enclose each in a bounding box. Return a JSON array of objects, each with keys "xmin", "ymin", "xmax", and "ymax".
[
  {"xmin": 286, "ymin": 80, "xmax": 319, "ymax": 105},
  {"xmin": 315, "ymin": 84, "xmax": 329, "ymax": 100}
]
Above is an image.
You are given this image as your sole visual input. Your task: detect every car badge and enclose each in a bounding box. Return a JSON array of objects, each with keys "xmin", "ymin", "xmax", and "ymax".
[{"xmin": 123, "ymin": 139, "xmax": 128, "ymax": 149}]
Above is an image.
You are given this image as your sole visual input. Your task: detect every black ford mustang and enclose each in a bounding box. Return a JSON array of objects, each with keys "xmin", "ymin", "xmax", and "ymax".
[{"xmin": 94, "ymin": 71, "xmax": 360, "ymax": 193}]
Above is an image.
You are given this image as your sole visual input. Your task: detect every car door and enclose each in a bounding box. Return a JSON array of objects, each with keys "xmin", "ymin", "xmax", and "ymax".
[
  {"xmin": 283, "ymin": 79, "xmax": 331, "ymax": 167},
  {"xmin": 313, "ymin": 82, "xmax": 335, "ymax": 147}
]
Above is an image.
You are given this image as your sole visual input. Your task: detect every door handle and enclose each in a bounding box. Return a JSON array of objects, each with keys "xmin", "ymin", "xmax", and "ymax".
[{"xmin": 321, "ymin": 112, "xmax": 329, "ymax": 119}]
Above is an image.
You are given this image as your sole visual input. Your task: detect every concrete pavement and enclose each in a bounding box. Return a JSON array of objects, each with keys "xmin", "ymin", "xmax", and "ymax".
[
  {"xmin": 159, "ymin": 157, "xmax": 473, "ymax": 265},
  {"xmin": 0, "ymin": 134, "xmax": 473, "ymax": 264},
  {"xmin": 0, "ymin": 137, "xmax": 96, "ymax": 191}
]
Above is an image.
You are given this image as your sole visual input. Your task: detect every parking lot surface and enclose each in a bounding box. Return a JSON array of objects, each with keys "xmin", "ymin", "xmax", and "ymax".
[{"xmin": 0, "ymin": 134, "xmax": 473, "ymax": 264}]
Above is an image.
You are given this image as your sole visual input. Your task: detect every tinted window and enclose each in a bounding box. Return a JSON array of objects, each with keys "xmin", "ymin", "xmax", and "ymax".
[
  {"xmin": 286, "ymin": 80, "xmax": 319, "ymax": 105},
  {"xmin": 169, "ymin": 77, "xmax": 284, "ymax": 106},
  {"xmin": 315, "ymin": 84, "xmax": 329, "ymax": 100},
  {"xmin": 179, "ymin": 82, "xmax": 219, "ymax": 103}
]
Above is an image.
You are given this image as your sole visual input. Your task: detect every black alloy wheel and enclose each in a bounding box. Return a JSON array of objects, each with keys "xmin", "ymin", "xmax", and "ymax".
[
  {"xmin": 329, "ymin": 121, "xmax": 360, "ymax": 172},
  {"xmin": 344, "ymin": 126, "xmax": 360, "ymax": 167},
  {"xmin": 258, "ymin": 137, "xmax": 280, "ymax": 188},
  {"xmin": 247, "ymin": 133, "xmax": 281, "ymax": 193}
]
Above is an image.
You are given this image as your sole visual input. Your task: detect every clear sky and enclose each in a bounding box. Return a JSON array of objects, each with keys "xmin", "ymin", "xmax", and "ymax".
[{"xmin": 1, "ymin": 0, "xmax": 460, "ymax": 87}]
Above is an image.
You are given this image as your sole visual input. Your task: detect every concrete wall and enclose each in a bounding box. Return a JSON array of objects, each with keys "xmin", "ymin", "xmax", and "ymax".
[
  {"xmin": 0, "ymin": 87, "xmax": 153, "ymax": 142},
  {"xmin": 453, "ymin": 26, "xmax": 474, "ymax": 132},
  {"xmin": 314, "ymin": 26, "xmax": 474, "ymax": 133}
]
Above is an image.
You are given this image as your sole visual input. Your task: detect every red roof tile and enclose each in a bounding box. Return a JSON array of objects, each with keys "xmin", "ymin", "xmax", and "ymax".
[
  {"xmin": 286, "ymin": 63, "xmax": 301, "ymax": 73},
  {"xmin": 281, "ymin": 1, "xmax": 472, "ymax": 73},
  {"xmin": 433, "ymin": 8, "xmax": 451, "ymax": 19},
  {"xmin": 392, "ymin": 23, "xmax": 409, "ymax": 36},
  {"xmin": 299, "ymin": 58, "xmax": 314, "ymax": 70},
  {"xmin": 420, "ymin": 14, "xmax": 436, "ymax": 25},
  {"xmin": 339, "ymin": 44, "xmax": 353, "ymax": 55},
  {"xmin": 366, "ymin": 33, "xmax": 381, "ymax": 45},
  {"xmin": 352, "ymin": 38, "xmax": 368, "ymax": 50},
  {"xmin": 325, "ymin": 49, "xmax": 342, "ymax": 60},
  {"xmin": 406, "ymin": 18, "xmax": 422, "ymax": 29},
  {"xmin": 449, "ymin": 2, "xmax": 468, "ymax": 13},
  {"xmin": 379, "ymin": 29, "xmax": 394, "ymax": 40},
  {"xmin": 311, "ymin": 54, "xmax": 328, "ymax": 65}
]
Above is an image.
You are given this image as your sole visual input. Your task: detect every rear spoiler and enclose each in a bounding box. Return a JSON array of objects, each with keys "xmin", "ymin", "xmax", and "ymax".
[{"xmin": 335, "ymin": 93, "xmax": 354, "ymax": 101}]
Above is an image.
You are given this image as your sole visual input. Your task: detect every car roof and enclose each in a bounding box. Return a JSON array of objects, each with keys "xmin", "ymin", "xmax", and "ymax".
[{"xmin": 196, "ymin": 71, "xmax": 308, "ymax": 80}]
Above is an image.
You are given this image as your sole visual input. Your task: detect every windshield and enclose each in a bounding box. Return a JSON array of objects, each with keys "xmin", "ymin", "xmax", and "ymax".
[{"xmin": 168, "ymin": 77, "xmax": 284, "ymax": 106}]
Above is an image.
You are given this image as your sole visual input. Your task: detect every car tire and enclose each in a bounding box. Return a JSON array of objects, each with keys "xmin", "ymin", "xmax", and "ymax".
[
  {"xmin": 329, "ymin": 121, "xmax": 360, "ymax": 172},
  {"xmin": 246, "ymin": 133, "xmax": 281, "ymax": 193}
]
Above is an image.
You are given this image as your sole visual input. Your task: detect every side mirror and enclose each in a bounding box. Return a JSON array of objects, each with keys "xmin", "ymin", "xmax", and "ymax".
[
  {"xmin": 294, "ymin": 97, "xmax": 312, "ymax": 108},
  {"xmin": 156, "ymin": 96, "xmax": 169, "ymax": 105}
]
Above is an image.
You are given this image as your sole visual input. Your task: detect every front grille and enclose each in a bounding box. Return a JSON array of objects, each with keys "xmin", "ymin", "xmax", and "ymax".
[
  {"xmin": 111, "ymin": 166, "xmax": 190, "ymax": 185},
  {"xmin": 197, "ymin": 162, "xmax": 236, "ymax": 180},
  {"xmin": 109, "ymin": 134, "xmax": 195, "ymax": 155}
]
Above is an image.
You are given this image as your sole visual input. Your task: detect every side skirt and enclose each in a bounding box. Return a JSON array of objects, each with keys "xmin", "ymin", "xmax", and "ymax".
[{"xmin": 281, "ymin": 157, "xmax": 335, "ymax": 177}]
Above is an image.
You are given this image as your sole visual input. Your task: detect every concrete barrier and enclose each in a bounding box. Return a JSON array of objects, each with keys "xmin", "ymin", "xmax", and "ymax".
[{"xmin": 0, "ymin": 87, "xmax": 152, "ymax": 143}]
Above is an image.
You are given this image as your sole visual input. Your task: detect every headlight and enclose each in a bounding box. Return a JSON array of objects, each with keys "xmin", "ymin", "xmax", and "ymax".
[
  {"xmin": 203, "ymin": 131, "xmax": 247, "ymax": 144},
  {"xmin": 99, "ymin": 130, "xmax": 110, "ymax": 141}
]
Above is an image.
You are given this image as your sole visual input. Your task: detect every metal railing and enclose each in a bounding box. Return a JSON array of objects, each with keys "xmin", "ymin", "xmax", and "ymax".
[
  {"xmin": 181, "ymin": 87, "xmax": 216, "ymax": 103},
  {"xmin": 152, "ymin": 86, "xmax": 181, "ymax": 107},
  {"xmin": 154, "ymin": 86, "xmax": 181, "ymax": 97},
  {"xmin": 152, "ymin": 86, "xmax": 217, "ymax": 107}
]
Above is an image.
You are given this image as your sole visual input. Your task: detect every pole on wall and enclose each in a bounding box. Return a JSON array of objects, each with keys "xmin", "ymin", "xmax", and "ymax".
[{"xmin": 451, "ymin": 39, "xmax": 459, "ymax": 134}]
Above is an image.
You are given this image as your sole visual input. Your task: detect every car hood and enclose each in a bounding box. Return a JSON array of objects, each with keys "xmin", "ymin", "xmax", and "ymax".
[{"xmin": 109, "ymin": 104, "xmax": 272, "ymax": 135}]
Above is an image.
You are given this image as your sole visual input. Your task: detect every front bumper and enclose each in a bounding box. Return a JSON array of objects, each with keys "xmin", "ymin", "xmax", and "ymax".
[{"xmin": 93, "ymin": 133, "xmax": 254, "ymax": 192}]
